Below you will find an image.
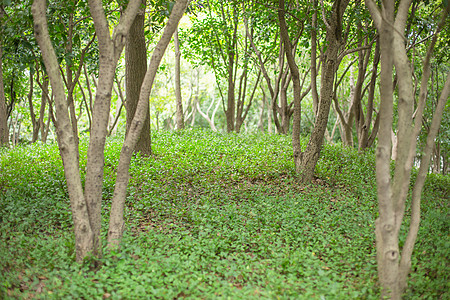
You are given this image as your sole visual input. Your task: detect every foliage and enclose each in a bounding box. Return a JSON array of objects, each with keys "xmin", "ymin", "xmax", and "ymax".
[{"xmin": 1, "ymin": 130, "xmax": 448, "ymax": 299}]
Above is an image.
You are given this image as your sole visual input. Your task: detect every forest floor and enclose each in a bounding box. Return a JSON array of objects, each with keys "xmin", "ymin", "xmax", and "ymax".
[{"xmin": 0, "ymin": 129, "xmax": 448, "ymax": 299}]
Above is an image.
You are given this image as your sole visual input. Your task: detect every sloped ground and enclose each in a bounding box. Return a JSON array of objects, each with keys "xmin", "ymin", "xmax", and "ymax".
[{"xmin": 0, "ymin": 129, "xmax": 448, "ymax": 299}]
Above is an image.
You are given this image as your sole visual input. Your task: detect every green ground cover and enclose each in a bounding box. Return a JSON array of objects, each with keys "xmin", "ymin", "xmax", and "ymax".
[{"xmin": 0, "ymin": 129, "xmax": 448, "ymax": 299}]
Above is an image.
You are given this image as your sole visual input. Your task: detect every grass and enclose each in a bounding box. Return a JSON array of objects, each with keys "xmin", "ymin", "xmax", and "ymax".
[{"xmin": 0, "ymin": 129, "xmax": 448, "ymax": 299}]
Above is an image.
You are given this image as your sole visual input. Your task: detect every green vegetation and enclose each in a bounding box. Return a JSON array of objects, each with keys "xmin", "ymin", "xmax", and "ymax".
[{"xmin": 0, "ymin": 129, "xmax": 448, "ymax": 299}]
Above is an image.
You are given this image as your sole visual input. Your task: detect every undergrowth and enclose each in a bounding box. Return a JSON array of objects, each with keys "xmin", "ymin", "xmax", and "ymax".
[{"xmin": 0, "ymin": 129, "xmax": 448, "ymax": 299}]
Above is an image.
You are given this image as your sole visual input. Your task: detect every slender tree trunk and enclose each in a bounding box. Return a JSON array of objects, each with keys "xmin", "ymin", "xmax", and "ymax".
[
  {"xmin": 0, "ymin": 6, "xmax": 9, "ymax": 147},
  {"xmin": 27, "ymin": 68, "xmax": 41, "ymax": 143},
  {"xmin": 174, "ymin": 28, "xmax": 185, "ymax": 130},
  {"xmin": 278, "ymin": 0, "xmax": 304, "ymax": 175},
  {"xmin": 32, "ymin": 0, "xmax": 94, "ymax": 261},
  {"xmin": 38, "ymin": 76, "xmax": 49, "ymax": 142},
  {"xmin": 196, "ymin": 95, "xmax": 220, "ymax": 132},
  {"xmin": 108, "ymin": 0, "xmax": 189, "ymax": 246},
  {"xmin": 359, "ymin": 40, "xmax": 380, "ymax": 151},
  {"xmin": 279, "ymin": 72, "xmax": 291, "ymax": 134},
  {"xmin": 310, "ymin": 0, "xmax": 319, "ymax": 118},
  {"xmin": 66, "ymin": 13, "xmax": 80, "ymax": 157},
  {"xmin": 226, "ymin": 52, "xmax": 235, "ymax": 132},
  {"xmin": 34, "ymin": 0, "xmax": 141, "ymax": 261},
  {"xmin": 126, "ymin": 0, "xmax": 151, "ymax": 155},
  {"xmin": 258, "ymin": 87, "xmax": 266, "ymax": 132}
]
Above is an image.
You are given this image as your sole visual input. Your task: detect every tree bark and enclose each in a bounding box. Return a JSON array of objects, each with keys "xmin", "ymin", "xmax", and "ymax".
[
  {"xmin": 174, "ymin": 28, "xmax": 185, "ymax": 130},
  {"xmin": 310, "ymin": 0, "xmax": 319, "ymax": 118},
  {"xmin": 32, "ymin": 0, "xmax": 94, "ymax": 262},
  {"xmin": 27, "ymin": 68, "xmax": 40, "ymax": 143},
  {"xmin": 0, "ymin": 6, "xmax": 9, "ymax": 147},
  {"xmin": 126, "ymin": 0, "xmax": 151, "ymax": 156},
  {"xmin": 366, "ymin": 0, "xmax": 449, "ymax": 298},
  {"xmin": 299, "ymin": 0, "xmax": 350, "ymax": 182},
  {"xmin": 278, "ymin": 0, "xmax": 303, "ymax": 170},
  {"xmin": 34, "ymin": 0, "xmax": 141, "ymax": 261},
  {"xmin": 108, "ymin": 0, "xmax": 190, "ymax": 247}
]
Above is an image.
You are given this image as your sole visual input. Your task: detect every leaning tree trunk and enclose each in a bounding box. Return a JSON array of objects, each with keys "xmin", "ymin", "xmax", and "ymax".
[
  {"xmin": 278, "ymin": 0, "xmax": 302, "ymax": 166},
  {"xmin": 126, "ymin": 0, "xmax": 151, "ymax": 156},
  {"xmin": 108, "ymin": 0, "xmax": 190, "ymax": 246},
  {"xmin": 32, "ymin": 0, "xmax": 95, "ymax": 261},
  {"xmin": 299, "ymin": 0, "xmax": 350, "ymax": 182},
  {"xmin": 33, "ymin": 0, "xmax": 142, "ymax": 261}
]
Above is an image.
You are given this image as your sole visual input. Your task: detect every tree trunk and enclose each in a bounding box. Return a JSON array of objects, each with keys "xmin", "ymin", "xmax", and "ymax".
[
  {"xmin": 66, "ymin": 13, "xmax": 80, "ymax": 159},
  {"xmin": 279, "ymin": 72, "xmax": 291, "ymax": 134},
  {"xmin": 108, "ymin": 0, "xmax": 189, "ymax": 246},
  {"xmin": 366, "ymin": 1, "xmax": 450, "ymax": 298},
  {"xmin": 126, "ymin": 0, "xmax": 151, "ymax": 156},
  {"xmin": 34, "ymin": 0, "xmax": 142, "ymax": 262},
  {"xmin": 257, "ymin": 87, "xmax": 266, "ymax": 132},
  {"xmin": 226, "ymin": 51, "xmax": 235, "ymax": 132},
  {"xmin": 310, "ymin": 0, "xmax": 319, "ymax": 118},
  {"xmin": 27, "ymin": 68, "xmax": 41, "ymax": 143},
  {"xmin": 196, "ymin": 95, "xmax": 220, "ymax": 132},
  {"xmin": 174, "ymin": 28, "xmax": 185, "ymax": 130},
  {"xmin": 32, "ymin": 0, "xmax": 95, "ymax": 261},
  {"xmin": 0, "ymin": 6, "xmax": 9, "ymax": 147},
  {"xmin": 299, "ymin": 0, "xmax": 350, "ymax": 182},
  {"xmin": 359, "ymin": 40, "xmax": 380, "ymax": 151}
]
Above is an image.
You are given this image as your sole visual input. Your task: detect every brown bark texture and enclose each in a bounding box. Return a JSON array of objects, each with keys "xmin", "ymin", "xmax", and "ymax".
[
  {"xmin": 299, "ymin": 0, "xmax": 350, "ymax": 182},
  {"xmin": 174, "ymin": 28, "xmax": 185, "ymax": 130},
  {"xmin": 83, "ymin": 0, "xmax": 141, "ymax": 258},
  {"xmin": 126, "ymin": 1, "xmax": 151, "ymax": 155},
  {"xmin": 278, "ymin": 0, "xmax": 302, "ymax": 170},
  {"xmin": 0, "ymin": 6, "xmax": 9, "ymax": 147}
]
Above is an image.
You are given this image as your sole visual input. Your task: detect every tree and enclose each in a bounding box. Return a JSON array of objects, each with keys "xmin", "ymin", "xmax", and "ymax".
[
  {"xmin": 33, "ymin": 0, "xmax": 189, "ymax": 262},
  {"xmin": 243, "ymin": 1, "xmax": 295, "ymax": 135},
  {"xmin": 284, "ymin": 0, "xmax": 350, "ymax": 182},
  {"xmin": 125, "ymin": 0, "xmax": 151, "ymax": 156},
  {"xmin": 183, "ymin": 0, "xmax": 259, "ymax": 133},
  {"xmin": 0, "ymin": 5, "xmax": 9, "ymax": 147},
  {"xmin": 365, "ymin": 0, "xmax": 450, "ymax": 298},
  {"xmin": 174, "ymin": 27, "xmax": 185, "ymax": 130}
]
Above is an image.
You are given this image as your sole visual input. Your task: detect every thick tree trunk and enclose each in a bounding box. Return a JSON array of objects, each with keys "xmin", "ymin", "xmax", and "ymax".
[
  {"xmin": 174, "ymin": 28, "xmax": 185, "ymax": 130},
  {"xmin": 366, "ymin": 1, "xmax": 449, "ymax": 298},
  {"xmin": 299, "ymin": 0, "xmax": 350, "ymax": 182},
  {"xmin": 126, "ymin": 1, "xmax": 151, "ymax": 156},
  {"xmin": 0, "ymin": 7, "xmax": 9, "ymax": 147}
]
